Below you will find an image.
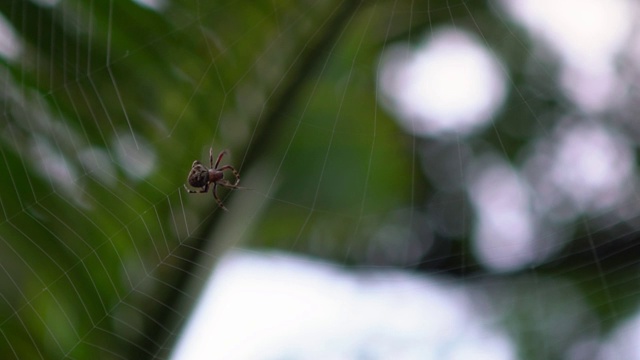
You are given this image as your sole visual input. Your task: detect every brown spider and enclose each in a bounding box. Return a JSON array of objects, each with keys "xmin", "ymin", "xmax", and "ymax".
[{"xmin": 184, "ymin": 148, "xmax": 240, "ymax": 211}]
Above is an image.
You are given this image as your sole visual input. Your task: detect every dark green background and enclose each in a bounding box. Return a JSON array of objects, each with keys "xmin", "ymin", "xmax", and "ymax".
[{"xmin": 0, "ymin": 0, "xmax": 638, "ymax": 359}]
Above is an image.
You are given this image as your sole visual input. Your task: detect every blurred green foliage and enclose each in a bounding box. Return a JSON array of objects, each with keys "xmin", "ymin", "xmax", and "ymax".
[{"xmin": 0, "ymin": 0, "xmax": 639, "ymax": 359}]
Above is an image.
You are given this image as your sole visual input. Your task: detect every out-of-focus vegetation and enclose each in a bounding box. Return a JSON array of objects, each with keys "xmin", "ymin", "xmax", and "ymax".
[{"xmin": 1, "ymin": 0, "xmax": 640, "ymax": 359}]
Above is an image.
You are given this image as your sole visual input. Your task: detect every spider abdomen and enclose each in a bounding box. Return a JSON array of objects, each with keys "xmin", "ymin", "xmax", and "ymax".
[
  {"xmin": 187, "ymin": 163, "xmax": 209, "ymax": 188},
  {"xmin": 209, "ymin": 169, "xmax": 223, "ymax": 182}
]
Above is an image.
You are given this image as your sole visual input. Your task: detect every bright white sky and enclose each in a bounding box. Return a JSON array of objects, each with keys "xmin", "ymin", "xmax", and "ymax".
[
  {"xmin": 170, "ymin": 0, "xmax": 640, "ymax": 358},
  {"xmin": 172, "ymin": 251, "xmax": 515, "ymax": 360}
]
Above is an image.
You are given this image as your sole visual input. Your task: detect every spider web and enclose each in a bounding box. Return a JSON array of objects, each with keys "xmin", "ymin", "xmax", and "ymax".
[{"xmin": 1, "ymin": 0, "xmax": 640, "ymax": 359}]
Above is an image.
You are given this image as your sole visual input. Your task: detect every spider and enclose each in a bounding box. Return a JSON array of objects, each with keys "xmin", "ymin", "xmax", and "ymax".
[{"xmin": 184, "ymin": 148, "xmax": 240, "ymax": 211}]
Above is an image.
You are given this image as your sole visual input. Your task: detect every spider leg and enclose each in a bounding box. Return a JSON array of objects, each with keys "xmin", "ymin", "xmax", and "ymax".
[
  {"xmin": 184, "ymin": 183, "xmax": 209, "ymax": 193},
  {"xmin": 216, "ymin": 179, "xmax": 240, "ymax": 189},
  {"xmin": 214, "ymin": 149, "xmax": 228, "ymax": 169},
  {"xmin": 184, "ymin": 184, "xmax": 198, "ymax": 193},
  {"xmin": 217, "ymin": 165, "xmax": 240, "ymax": 186},
  {"xmin": 212, "ymin": 183, "xmax": 228, "ymax": 211}
]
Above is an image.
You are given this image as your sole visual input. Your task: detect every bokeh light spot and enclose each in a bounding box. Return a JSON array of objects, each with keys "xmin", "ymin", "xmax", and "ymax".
[
  {"xmin": 0, "ymin": 13, "xmax": 21, "ymax": 61},
  {"xmin": 468, "ymin": 157, "xmax": 539, "ymax": 271},
  {"xmin": 501, "ymin": 0, "xmax": 634, "ymax": 112},
  {"xmin": 524, "ymin": 120, "xmax": 635, "ymax": 217},
  {"xmin": 379, "ymin": 28, "xmax": 507, "ymax": 137}
]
